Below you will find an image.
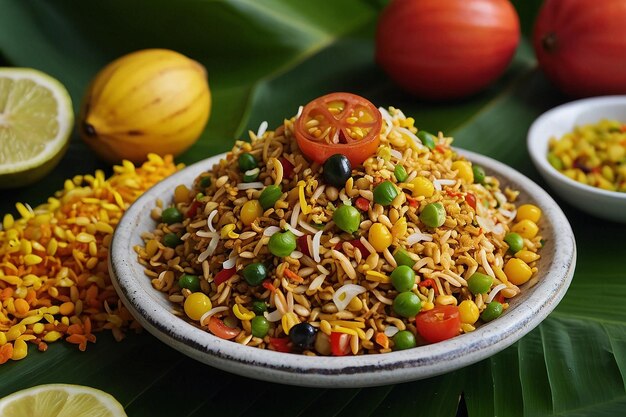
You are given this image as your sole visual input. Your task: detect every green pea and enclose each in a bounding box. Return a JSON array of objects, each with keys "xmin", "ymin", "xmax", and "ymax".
[
  {"xmin": 504, "ymin": 232, "xmax": 524, "ymax": 254},
  {"xmin": 373, "ymin": 181, "xmax": 398, "ymax": 206},
  {"xmin": 393, "ymin": 291, "xmax": 422, "ymax": 318},
  {"xmin": 238, "ymin": 152, "xmax": 257, "ymax": 171},
  {"xmin": 393, "ymin": 330, "xmax": 417, "ymax": 350},
  {"xmin": 242, "ymin": 262, "xmax": 268, "ymax": 286},
  {"xmin": 393, "ymin": 249, "xmax": 416, "ymax": 268},
  {"xmin": 394, "ymin": 165, "xmax": 408, "ymax": 182},
  {"xmin": 417, "ymin": 130, "xmax": 436, "ymax": 149},
  {"xmin": 178, "ymin": 274, "xmax": 200, "ymax": 292},
  {"xmin": 420, "ymin": 202, "xmax": 446, "ymax": 228},
  {"xmin": 467, "ymin": 272, "xmax": 493, "ymax": 295},
  {"xmin": 259, "ymin": 185, "xmax": 282, "ymax": 210},
  {"xmin": 268, "ymin": 230, "xmax": 296, "ymax": 257},
  {"xmin": 472, "ymin": 165, "xmax": 486, "ymax": 184},
  {"xmin": 243, "ymin": 167, "xmax": 260, "ymax": 183},
  {"xmin": 162, "ymin": 232, "xmax": 181, "ymax": 248},
  {"xmin": 161, "ymin": 207, "xmax": 183, "ymax": 225},
  {"xmin": 547, "ymin": 153, "xmax": 563, "ymax": 170},
  {"xmin": 332, "ymin": 204, "xmax": 361, "ymax": 234},
  {"xmin": 481, "ymin": 301, "xmax": 503, "ymax": 322},
  {"xmin": 199, "ymin": 175, "xmax": 212, "ymax": 189},
  {"xmin": 251, "ymin": 300, "xmax": 268, "ymax": 315},
  {"xmin": 390, "ymin": 265, "xmax": 415, "ymax": 292},
  {"xmin": 251, "ymin": 316, "xmax": 270, "ymax": 338}
]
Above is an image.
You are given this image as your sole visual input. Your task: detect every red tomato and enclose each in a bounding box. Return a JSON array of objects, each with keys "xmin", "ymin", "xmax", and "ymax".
[
  {"xmin": 294, "ymin": 92, "xmax": 382, "ymax": 166},
  {"xmin": 330, "ymin": 332, "xmax": 351, "ymax": 356},
  {"xmin": 354, "ymin": 197, "xmax": 370, "ymax": 212},
  {"xmin": 214, "ymin": 268, "xmax": 236, "ymax": 286},
  {"xmin": 375, "ymin": 0, "xmax": 520, "ymax": 100},
  {"xmin": 208, "ymin": 317, "xmax": 240, "ymax": 340},
  {"xmin": 415, "ymin": 305, "xmax": 461, "ymax": 343},
  {"xmin": 465, "ymin": 193, "xmax": 477, "ymax": 211},
  {"xmin": 533, "ymin": 0, "xmax": 626, "ymax": 97},
  {"xmin": 269, "ymin": 337, "xmax": 292, "ymax": 353}
]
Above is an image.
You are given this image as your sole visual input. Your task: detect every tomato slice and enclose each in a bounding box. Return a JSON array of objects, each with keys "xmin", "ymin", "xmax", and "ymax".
[
  {"xmin": 208, "ymin": 317, "xmax": 240, "ymax": 340},
  {"xmin": 294, "ymin": 92, "xmax": 382, "ymax": 166},
  {"xmin": 415, "ymin": 305, "xmax": 461, "ymax": 343},
  {"xmin": 330, "ymin": 331, "xmax": 351, "ymax": 356}
]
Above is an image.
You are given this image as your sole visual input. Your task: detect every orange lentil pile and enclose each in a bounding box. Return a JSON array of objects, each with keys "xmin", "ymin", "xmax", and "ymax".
[{"xmin": 0, "ymin": 154, "xmax": 181, "ymax": 364}]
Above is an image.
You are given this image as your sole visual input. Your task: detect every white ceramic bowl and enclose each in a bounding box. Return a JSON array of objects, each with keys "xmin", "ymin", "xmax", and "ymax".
[
  {"xmin": 527, "ymin": 95, "xmax": 626, "ymax": 223},
  {"xmin": 109, "ymin": 150, "xmax": 576, "ymax": 388}
]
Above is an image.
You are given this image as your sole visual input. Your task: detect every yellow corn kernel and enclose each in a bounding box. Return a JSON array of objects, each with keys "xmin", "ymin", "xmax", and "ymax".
[
  {"xmin": 12, "ymin": 338, "xmax": 28, "ymax": 360},
  {"xmin": 511, "ymin": 219, "xmax": 539, "ymax": 239},
  {"xmin": 281, "ymin": 312, "xmax": 300, "ymax": 335},
  {"xmin": 368, "ymin": 223, "xmax": 392, "ymax": 252},
  {"xmin": 347, "ymin": 296, "xmax": 363, "ymax": 312},
  {"xmin": 174, "ymin": 184, "xmax": 190, "ymax": 204},
  {"xmin": 516, "ymin": 204, "xmax": 542, "ymax": 223},
  {"xmin": 515, "ymin": 250, "xmax": 540, "ymax": 264},
  {"xmin": 43, "ymin": 331, "xmax": 63, "ymax": 342},
  {"xmin": 411, "ymin": 177, "xmax": 434, "ymax": 198},
  {"xmin": 233, "ymin": 304, "xmax": 255, "ymax": 321},
  {"xmin": 435, "ymin": 295, "xmax": 458, "ymax": 306},
  {"xmin": 240, "ymin": 200, "xmax": 263, "ymax": 226},
  {"xmin": 504, "ymin": 258, "xmax": 533, "ymax": 285},
  {"xmin": 451, "ymin": 161, "xmax": 474, "ymax": 183},
  {"xmin": 458, "ymin": 300, "xmax": 480, "ymax": 324}
]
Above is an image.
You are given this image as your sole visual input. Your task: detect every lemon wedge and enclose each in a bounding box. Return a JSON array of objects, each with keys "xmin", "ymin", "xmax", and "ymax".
[
  {"xmin": 0, "ymin": 384, "xmax": 127, "ymax": 417},
  {"xmin": 0, "ymin": 68, "xmax": 73, "ymax": 188}
]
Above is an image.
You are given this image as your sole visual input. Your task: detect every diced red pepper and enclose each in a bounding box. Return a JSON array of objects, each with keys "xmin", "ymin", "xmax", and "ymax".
[
  {"xmin": 186, "ymin": 200, "xmax": 203, "ymax": 218},
  {"xmin": 495, "ymin": 292, "xmax": 505, "ymax": 304},
  {"xmin": 418, "ymin": 278, "xmax": 439, "ymax": 295},
  {"xmin": 446, "ymin": 189, "xmax": 462, "ymax": 198},
  {"xmin": 330, "ymin": 332, "xmax": 351, "ymax": 356},
  {"xmin": 269, "ymin": 337, "xmax": 291, "ymax": 353},
  {"xmin": 465, "ymin": 193, "xmax": 477, "ymax": 211},
  {"xmin": 279, "ymin": 157, "xmax": 295, "ymax": 179},
  {"xmin": 406, "ymin": 194, "xmax": 419, "ymax": 208},
  {"xmin": 354, "ymin": 197, "xmax": 370, "ymax": 211},
  {"xmin": 349, "ymin": 239, "xmax": 371, "ymax": 257},
  {"xmin": 434, "ymin": 144, "xmax": 447, "ymax": 153},
  {"xmin": 297, "ymin": 235, "xmax": 311, "ymax": 257},
  {"xmin": 214, "ymin": 268, "xmax": 236, "ymax": 286}
]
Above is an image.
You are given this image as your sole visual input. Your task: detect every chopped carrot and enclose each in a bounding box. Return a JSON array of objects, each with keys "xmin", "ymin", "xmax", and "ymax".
[
  {"xmin": 0, "ymin": 344, "xmax": 13, "ymax": 364},
  {"xmin": 283, "ymin": 268, "xmax": 304, "ymax": 283},
  {"xmin": 375, "ymin": 332, "xmax": 389, "ymax": 350}
]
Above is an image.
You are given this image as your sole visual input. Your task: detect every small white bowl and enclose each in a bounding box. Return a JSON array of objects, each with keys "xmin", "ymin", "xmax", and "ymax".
[
  {"xmin": 110, "ymin": 150, "xmax": 576, "ymax": 388},
  {"xmin": 527, "ymin": 95, "xmax": 626, "ymax": 223}
]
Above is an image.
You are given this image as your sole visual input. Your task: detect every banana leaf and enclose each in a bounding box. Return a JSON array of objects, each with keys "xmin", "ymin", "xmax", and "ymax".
[{"xmin": 1, "ymin": 1, "xmax": 626, "ymax": 416}]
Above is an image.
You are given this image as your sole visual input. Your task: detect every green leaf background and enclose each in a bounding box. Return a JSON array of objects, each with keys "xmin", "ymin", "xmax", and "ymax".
[{"xmin": 1, "ymin": 1, "xmax": 626, "ymax": 415}]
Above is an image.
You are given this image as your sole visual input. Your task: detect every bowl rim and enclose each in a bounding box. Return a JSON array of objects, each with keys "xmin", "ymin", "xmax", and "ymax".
[
  {"xmin": 109, "ymin": 148, "xmax": 576, "ymax": 387},
  {"xmin": 527, "ymin": 95, "xmax": 626, "ymax": 201}
]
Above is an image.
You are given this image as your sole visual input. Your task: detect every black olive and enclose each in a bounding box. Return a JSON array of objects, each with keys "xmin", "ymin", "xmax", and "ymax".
[
  {"xmin": 323, "ymin": 154, "xmax": 352, "ymax": 188},
  {"xmin": 289, "ymin": 322, "xmax": 317, "ymax": 349}
]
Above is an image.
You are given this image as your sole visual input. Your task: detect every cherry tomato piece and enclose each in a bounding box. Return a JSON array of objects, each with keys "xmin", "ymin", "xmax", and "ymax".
[
  {"xmin": 415, "ymin": 305, "xmax": 461, "ymax": 343},
  {"xmin": 294, "ymin": 92, "xmax": 382, "ymax": 166},
  {"xmin": 214, "ymin": 268, "xmax": 236, "ymax": 286},
  {"xmin": 330, "ymin": 332, "xmax": 351, "ymax": 356}
]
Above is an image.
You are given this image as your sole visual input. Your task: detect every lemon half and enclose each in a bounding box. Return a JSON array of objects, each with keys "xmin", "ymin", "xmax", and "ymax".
[
  {"xmin": 0, "ymin": 384, "xmax": 127, "ymax": 417},
  {"xmin": 0, "ymin": 68, "xmax": 74, "ymax": 188}
]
